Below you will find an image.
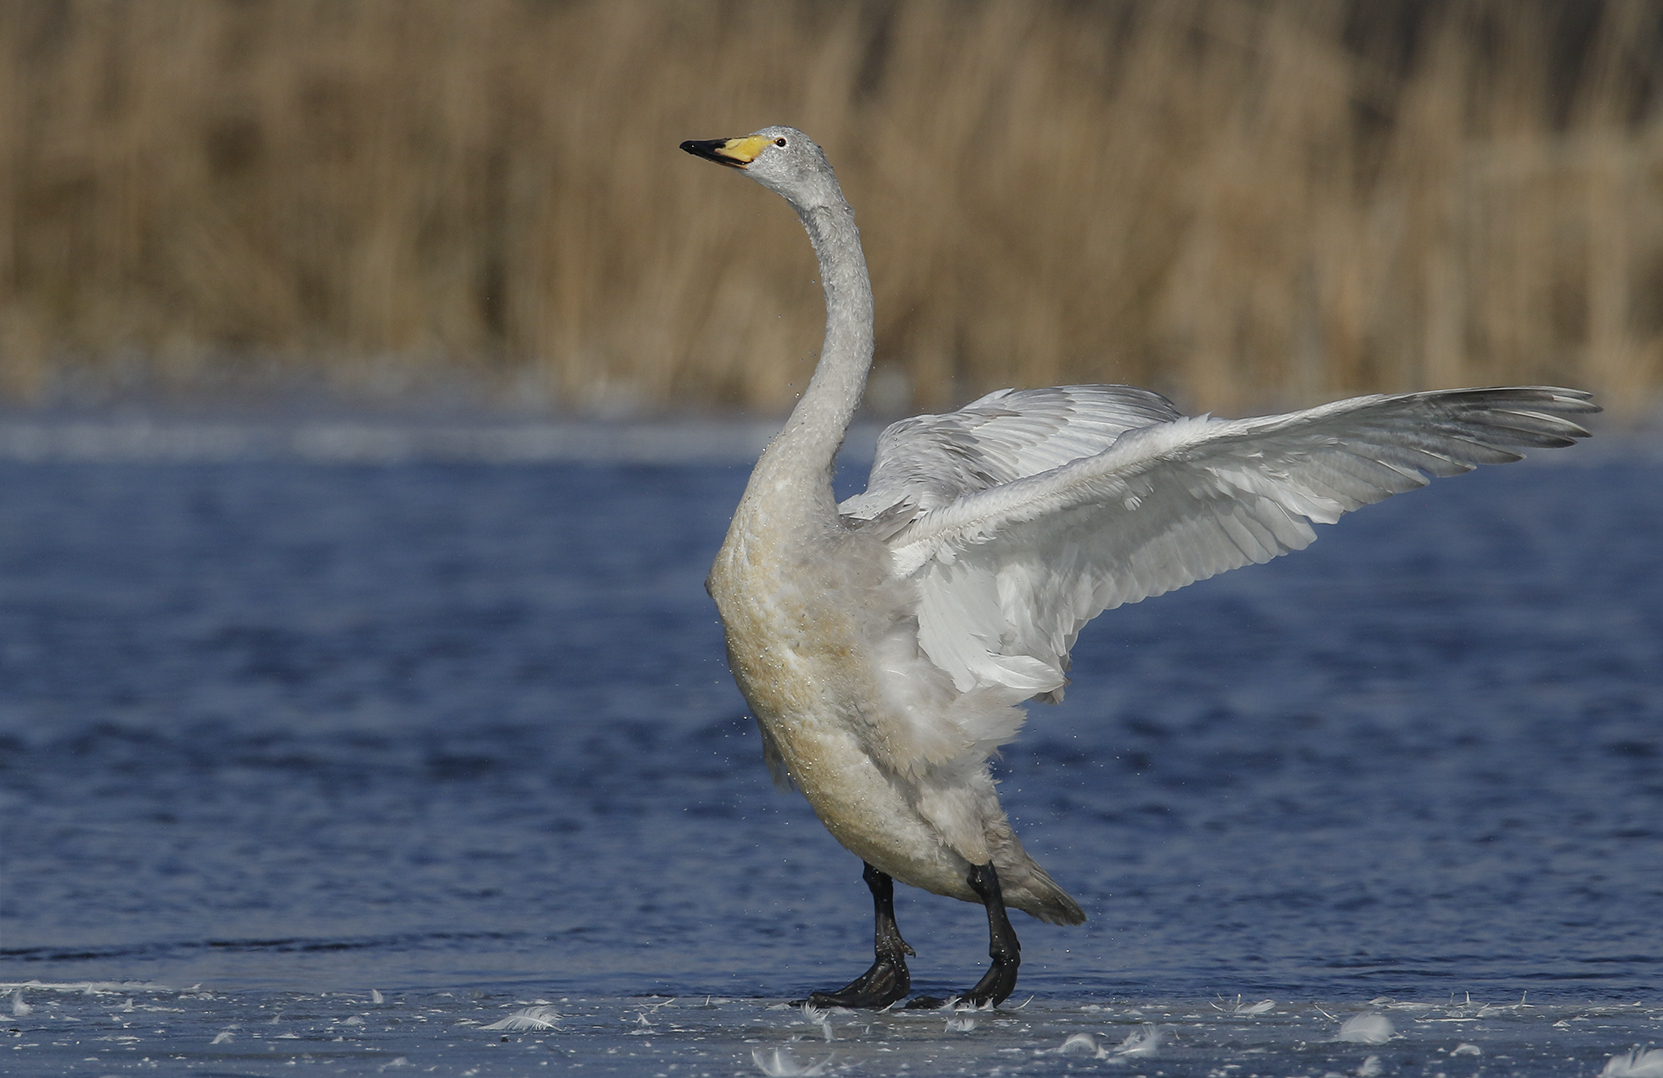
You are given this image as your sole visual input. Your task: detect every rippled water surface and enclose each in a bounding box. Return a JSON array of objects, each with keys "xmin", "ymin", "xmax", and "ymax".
[{"xmin": 2, "ymin": 430, "xmax": 1660, "ymax": 1075}]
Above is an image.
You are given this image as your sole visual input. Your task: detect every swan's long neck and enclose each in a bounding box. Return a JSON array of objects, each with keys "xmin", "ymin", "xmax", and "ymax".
[{"xmin": 744, "ymin": 196, "xmax": 873, "ymax": 524}]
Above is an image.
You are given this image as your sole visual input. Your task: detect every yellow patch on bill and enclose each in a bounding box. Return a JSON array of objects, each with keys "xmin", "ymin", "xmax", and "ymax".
[{"xmin": 714, "ymin": 135, "xmax": 772, "ymax": 166}]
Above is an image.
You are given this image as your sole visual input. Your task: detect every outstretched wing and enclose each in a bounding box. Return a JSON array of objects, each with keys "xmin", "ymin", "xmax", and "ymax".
[
  {"xmin": 839, "ymin": 385, "xmax": 1181, "ymax": 536},
  {"xmin": 878, "ymin": 386, "xmax": 1597, "ymax": 702}
]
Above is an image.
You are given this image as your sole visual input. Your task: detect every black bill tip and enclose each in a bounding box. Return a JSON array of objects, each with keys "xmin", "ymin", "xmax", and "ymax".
[{"xmin": 681, "ymin": 138, "xmax": 747, "ymax": 168}]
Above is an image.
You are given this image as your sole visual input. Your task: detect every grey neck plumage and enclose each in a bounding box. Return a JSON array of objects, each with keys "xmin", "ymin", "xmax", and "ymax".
[{"xmin": 744, "ymin": 186, "xmax": 875, "ymax": 527}]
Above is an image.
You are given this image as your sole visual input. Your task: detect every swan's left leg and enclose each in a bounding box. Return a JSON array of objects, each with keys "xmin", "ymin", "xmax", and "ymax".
[
  {"xmin": 956, "ymin": 862, "xmax": 1021, "ymax": 1007},
  {"xmin": 803, "ymin": 862, "xmax": 915, "ymax": 1009}
]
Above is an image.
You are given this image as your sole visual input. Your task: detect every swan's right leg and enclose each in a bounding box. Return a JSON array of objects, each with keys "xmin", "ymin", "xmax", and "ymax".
[
  {"xmin": 804, "ymin": 862, "xmax": 914, "ymax": 1009},
  {"xmin": 902, "ymin": 861, "xmax": 1021, "ymax": 1010},
  {"xmin": 954, "ymin": 861, "xmax": 1021, "ymax": 1007}
]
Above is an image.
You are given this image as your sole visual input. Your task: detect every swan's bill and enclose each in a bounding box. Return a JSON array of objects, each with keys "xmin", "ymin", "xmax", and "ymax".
[{"xmin": 680, "ymin": 135, "xmax": 774, "ymax": 169}]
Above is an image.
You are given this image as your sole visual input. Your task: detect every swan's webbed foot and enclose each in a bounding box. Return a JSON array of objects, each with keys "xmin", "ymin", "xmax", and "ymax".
[
  {"xmin": 801, "ymin": 863, "xmax": 915, "ymax": 1010},
  {"xmin": 949, "ymin": 862, "xmax": 1022, "ymax": 1008},
  {"xmin": 805, "ymin": 952, "xmax": 911, "ymax": 1009}
]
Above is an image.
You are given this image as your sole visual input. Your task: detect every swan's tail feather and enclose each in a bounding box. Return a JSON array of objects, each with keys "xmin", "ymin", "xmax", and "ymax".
[
  {"xmin": 1011, "ymin": 862, "xmax": 1086, "ymax": 926},
  {"xmin": 988, "ymin": 826, "xmax": 1086, "ymax": 925}
]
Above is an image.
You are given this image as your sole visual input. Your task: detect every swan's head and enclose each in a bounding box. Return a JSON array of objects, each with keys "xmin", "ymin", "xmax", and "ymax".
[{"xmin": 681, "ymin": 126, "xmax": 844, "ymax": 211}]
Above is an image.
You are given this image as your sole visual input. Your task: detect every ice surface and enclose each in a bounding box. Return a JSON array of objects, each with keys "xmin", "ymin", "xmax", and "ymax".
[{"xmin": 4, "ymin": 981, "xmax": 1661, "ymax": 1076}]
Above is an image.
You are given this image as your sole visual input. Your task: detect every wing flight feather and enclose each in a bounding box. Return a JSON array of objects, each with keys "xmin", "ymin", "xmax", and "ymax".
[{"xmin": 869, "ymin": 386, "xmax": 1596, "ymax": 701}]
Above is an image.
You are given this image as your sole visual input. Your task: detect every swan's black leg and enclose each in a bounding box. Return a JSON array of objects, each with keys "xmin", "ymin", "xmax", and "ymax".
[
  {"xmin": 803, "ymin": 862, "xmax": 915, "ymax": 1009},
  {"xmin": 957, "ymin": 862, "xmax": 1021, "ymax": 1007},
  {"xmin": 901, "ymin": 861, "xmax": 1022, "ymax": 1010}
]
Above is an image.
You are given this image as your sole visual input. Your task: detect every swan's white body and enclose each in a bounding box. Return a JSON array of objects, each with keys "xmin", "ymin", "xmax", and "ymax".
[{"xmin": 692, "ymin": 127, "xmax": 1596, "ymax": 933}]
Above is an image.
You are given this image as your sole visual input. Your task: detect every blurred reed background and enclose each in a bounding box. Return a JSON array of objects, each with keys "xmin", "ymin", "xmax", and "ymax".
[{"xmin": 1, "ymin": 0, "xmax": 1660, "ymax": 417}]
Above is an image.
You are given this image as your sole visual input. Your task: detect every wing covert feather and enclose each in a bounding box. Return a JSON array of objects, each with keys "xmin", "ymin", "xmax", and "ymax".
[{"xmin": 840, "ymin": 384, "xmax": 1180, "ymax": 534}]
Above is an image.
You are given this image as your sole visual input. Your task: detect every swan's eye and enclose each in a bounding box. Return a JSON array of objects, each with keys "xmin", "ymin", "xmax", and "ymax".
[{"xmin": 775, "ymin": 137, "xmax": 787, "ymax": 147}]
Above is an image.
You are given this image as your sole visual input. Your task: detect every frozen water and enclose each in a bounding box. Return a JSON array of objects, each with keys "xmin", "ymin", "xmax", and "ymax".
[
  {"xmin": 4, "ymin": 981, "xmax": 1662, "ymax": 1076},
  {"xmin": 1, "ymin": 418, "xmax": 1660, "ymax": 1075}
]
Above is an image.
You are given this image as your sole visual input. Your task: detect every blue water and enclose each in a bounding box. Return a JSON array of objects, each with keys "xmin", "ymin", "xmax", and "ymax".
[{"xmin": 1, "ymin": 435, "xmax": 1660, "ymax": 1074}]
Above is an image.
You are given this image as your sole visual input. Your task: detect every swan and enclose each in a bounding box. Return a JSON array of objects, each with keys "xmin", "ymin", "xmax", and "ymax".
[{"xmin": 681, "ymin": 126, "xmax": 1596, "ymax": 1009}]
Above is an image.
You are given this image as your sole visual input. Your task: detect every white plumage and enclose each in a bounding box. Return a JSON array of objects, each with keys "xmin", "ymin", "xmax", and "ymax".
[{"xmin": 682, "ymin": 126, "xmax": 1596, "ymax": 1009}]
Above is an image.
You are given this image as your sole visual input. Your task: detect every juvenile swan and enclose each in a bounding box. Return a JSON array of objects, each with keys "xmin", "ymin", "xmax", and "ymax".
[{"xmin": 682, "ymin": 127, "xmax": 1596, "ymax": 1009}]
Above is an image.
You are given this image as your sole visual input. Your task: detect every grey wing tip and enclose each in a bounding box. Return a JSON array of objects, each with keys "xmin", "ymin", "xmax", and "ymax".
[
  {"xmin": 1438, "ymin": 385, "xmax": 1597, "ymax": 407},
  {"xmin": 1438, "ymin": 386, "xmax": 1600, "ymax": 446},
  {"xmin": 1535, "ymin": 387, "xmax": 1602, "ymax": 441},
  {"xmin": 1515, "ymin": 385, "xmax": 1602, "ymax": 419},
  {"xmin": 1499, "ymin": 409, "xmax": 1597, "ymax": 446}
]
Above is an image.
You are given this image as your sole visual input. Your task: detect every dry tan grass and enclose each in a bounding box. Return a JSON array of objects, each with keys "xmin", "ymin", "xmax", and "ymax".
[{"xmin": 1, "ymin": 0, "xmax": 1660, "ymax": 416}]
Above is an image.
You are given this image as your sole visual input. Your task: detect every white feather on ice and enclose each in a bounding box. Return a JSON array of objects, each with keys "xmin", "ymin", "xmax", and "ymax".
[
  {"xmin": 1337, "ymin": 1013, "xmax": 1395, "ymax": 1044},
  {"xmin": 481, "ymin": 1006, "xmax": 562, "ymax": 1032},
  {"xmin": 1603, "ymin": 1047, "xmax": 1663, "ymax": 1077}
]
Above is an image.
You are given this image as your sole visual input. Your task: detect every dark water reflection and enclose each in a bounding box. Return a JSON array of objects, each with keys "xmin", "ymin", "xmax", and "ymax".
[{"xmin": 1, "ymin": 454, "xmax": 1659, "ymax": 1001}]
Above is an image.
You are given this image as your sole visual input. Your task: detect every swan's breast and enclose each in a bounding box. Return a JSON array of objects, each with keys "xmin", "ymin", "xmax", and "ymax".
[
  {"xmin": 707, "ymin": 513, "xmax": 867, "ymax": 742},
  {"xmin": 707, "ymin": 511, "xmax": 958, "ymax": 877}
]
